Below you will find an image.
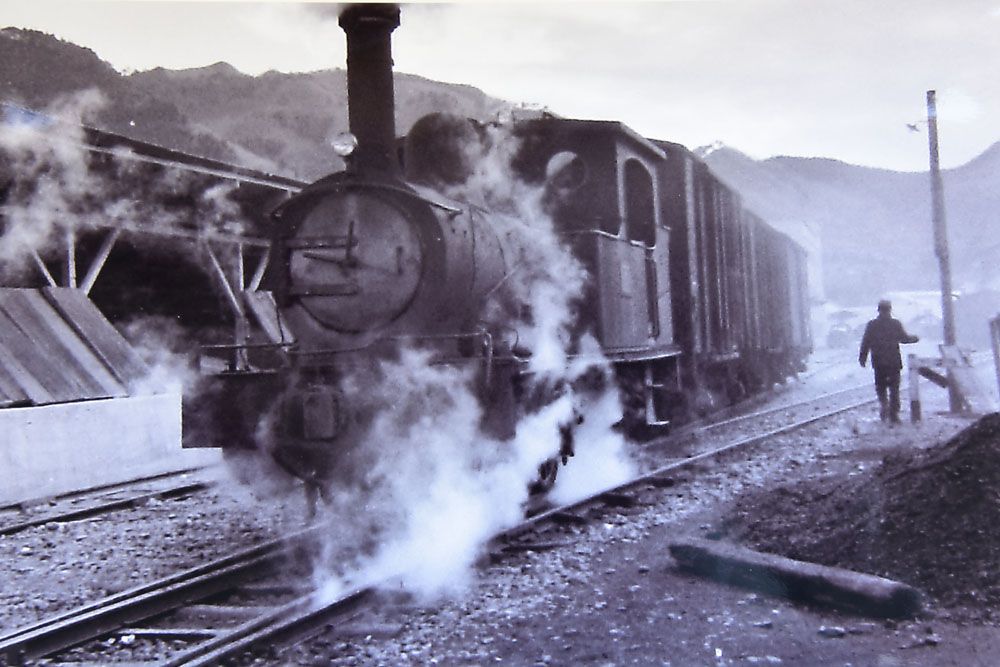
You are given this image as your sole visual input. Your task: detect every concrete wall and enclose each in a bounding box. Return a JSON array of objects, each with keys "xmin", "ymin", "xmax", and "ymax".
[{"xmin": 0, "ymin": 393, "xmax": 217, "ymax": 505}]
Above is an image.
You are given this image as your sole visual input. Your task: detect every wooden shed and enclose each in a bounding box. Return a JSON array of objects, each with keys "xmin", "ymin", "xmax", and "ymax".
[{"xmin": 0, "ymin": 287, "xmax": 148, "ymax": 408}]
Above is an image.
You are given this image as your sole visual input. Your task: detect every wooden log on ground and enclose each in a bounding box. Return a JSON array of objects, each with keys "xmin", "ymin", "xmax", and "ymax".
[{"xmin": 669, "ymin": 537, "xmax": 922, "ymax": 619}]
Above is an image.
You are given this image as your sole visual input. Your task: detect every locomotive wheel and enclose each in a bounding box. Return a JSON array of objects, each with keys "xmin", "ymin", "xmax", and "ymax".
[
  {"xmin": 613, "ymin": 365, "xmax": 647, "ymax": 436},
  {"xmin": 529, "ymin": 457, "xmax": 560, "ymax": 495}
]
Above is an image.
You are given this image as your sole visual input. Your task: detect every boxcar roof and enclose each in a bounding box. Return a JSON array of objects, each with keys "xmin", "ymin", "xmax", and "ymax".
[{"xmin": 523, "ymin": 117, "xmax": 667, "ymax": 162}]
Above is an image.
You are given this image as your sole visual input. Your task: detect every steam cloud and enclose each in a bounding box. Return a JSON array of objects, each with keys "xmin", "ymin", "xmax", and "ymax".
[
  {"xmin": 121, "ymin": 315, "xmax": 201, "ymax": 397},
  {"xmin": 313, "ymin": 121, "xmax": 635, "ymax": 601},
  {"xmin": 0, "ymin": 90, "xmax": 107, "ymax": 271},
  {"xmin": 456, "ymin": 123, "xmax": 590, "ymax": 376},
  {"xmin": 0, "ymin": 90, "xmax": 246, "ymax": 275},
  {"xmin": 0, "ymin": 90, "xmax": 250, "ymax": 398}
]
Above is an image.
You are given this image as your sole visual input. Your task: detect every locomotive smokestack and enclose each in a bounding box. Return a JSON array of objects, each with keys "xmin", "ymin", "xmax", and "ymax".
[{"xmin": 339, "ymin": 3, "xmax": 400, "ymax": 174}]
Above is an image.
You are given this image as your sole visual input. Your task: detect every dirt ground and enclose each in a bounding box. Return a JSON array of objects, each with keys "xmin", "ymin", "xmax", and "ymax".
[
  {"xmin": 280, "ymin": 355, "xmax": 1000, "ymax": 666},
  {"xmin": 723, "ymin": 412, "xmax": 1000, "ymax": 624}
]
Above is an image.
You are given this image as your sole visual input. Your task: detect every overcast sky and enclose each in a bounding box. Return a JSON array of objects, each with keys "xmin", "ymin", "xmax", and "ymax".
[{"xmin": 2, "ymin": 1, "xmax": 997, "ymax": 171}]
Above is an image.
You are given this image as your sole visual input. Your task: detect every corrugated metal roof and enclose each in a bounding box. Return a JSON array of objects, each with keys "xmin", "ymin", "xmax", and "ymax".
[{"xmin": 0, "ymin": 288, "xmax": 149, "ymax": 407}]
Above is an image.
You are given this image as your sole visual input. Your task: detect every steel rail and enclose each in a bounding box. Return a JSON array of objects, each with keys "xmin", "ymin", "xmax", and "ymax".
[
  {"xmin": 0, "ymin": 481, "xmax": 212, "ymax": 537},
  {"xmin": 645, "ymin": 382, "xmax": 870, "ymax": 450},
  {"xmin": 162, "ymin": 586, "xmax": 374, "ymax": 667},
  {"xmin": 0, "ymin": 524, "xmax": 322, "ymax": 663},
  {"xmin": 2, "ymin": 391, "xmax": 878, "ymax": 666},
  {"xmin": 0, "ymin": 466, "xmax": 209, "ymax": 513},
  {"xmin": 697, "ymin": 382, "xmax": 870, "ymax": 433},
  {"xmin": 500, "ymin": 395, "xmax": 878, "ymax": 542}
]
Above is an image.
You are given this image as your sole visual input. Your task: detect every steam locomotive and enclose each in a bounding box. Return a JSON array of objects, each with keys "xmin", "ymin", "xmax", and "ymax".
[{"xmin": 191, "ymin": 4, "xmax": 811, "ymax": 494}]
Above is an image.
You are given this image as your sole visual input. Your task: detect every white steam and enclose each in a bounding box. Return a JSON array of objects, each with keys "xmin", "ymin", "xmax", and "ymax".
[
  {"xmin": 1, "ymin": 91, "xmax": 254, "ymax": 406},
  {"xmin": 451, "ymin": 123, "xmax": 589, "ymax": 376},
  {"xmin": 0, "ymin": 90, "xmax": 248, "ymax": 275},
  {"xmin": 548, "ymin": 377, "xmax": 633, "ymax": 506},
  {"xmin": 0, "ymin": 90, "xmax": 107, "ymax": 270},
  {"xmin": 120, "ymin": 316, "xmax": 200, "ymax": 397},
  {"xmin": 313, "ymin": 121, "xmax": 634, "ymax": 601},
  {"xmin": 316, "ymin": 349, "xmax": 591, "ymax": 600}
]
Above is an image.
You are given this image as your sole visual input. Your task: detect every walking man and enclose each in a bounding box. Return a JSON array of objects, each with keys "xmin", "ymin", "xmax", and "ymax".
[{"xmin": 859, "ymin": 300, "xmax": 920, "ymax": 423}]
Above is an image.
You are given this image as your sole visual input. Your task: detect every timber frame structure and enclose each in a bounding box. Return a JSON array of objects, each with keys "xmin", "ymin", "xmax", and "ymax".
[{"xmin": 1, "ymin": 104, "xmax": 306, "ymax": 366}]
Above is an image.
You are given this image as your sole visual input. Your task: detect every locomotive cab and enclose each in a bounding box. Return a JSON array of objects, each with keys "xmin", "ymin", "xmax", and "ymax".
[{"xmin": 509, "ymin": 118, "xmax": 685, "ymax": 429}]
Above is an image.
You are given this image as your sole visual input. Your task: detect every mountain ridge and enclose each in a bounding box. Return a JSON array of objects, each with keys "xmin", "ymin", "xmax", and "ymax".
[{"xmin": 3, "ymin": 27, "xmax": 997, "ymax": 308}]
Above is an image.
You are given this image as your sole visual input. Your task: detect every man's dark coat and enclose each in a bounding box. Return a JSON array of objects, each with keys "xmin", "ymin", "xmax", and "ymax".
[{"xmin": 859, "ymin": 315, "xmax": 919, "ymax": 370}]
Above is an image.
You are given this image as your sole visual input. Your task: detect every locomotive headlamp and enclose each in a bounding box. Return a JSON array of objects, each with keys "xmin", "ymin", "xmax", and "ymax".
[{"xmin": 332, "ymin": 132, "xmax": 359, "ymax": 157}]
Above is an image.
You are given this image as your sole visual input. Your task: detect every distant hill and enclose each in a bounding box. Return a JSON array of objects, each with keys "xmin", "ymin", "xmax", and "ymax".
[
  {"xmin": 3, "ymin": 27, "xmax": 997, "ymax": 307},
  {"xmin": 0, "ymin": 27, "xmax": 511, "ymax": 180},
  {"xmin": 128, "ymin": 63, "xmax": 509, "ymax": 179},
  {"xmin": 0, "ymin": 28, "xmax": 237, "ymax": 162},
  {"xmin": 700, "ymin": 143, "xmax": 1000, "ymax": 305}
]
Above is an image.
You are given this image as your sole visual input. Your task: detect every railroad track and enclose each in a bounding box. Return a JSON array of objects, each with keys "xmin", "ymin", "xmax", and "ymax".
[
  {"xmin": 0, "ymin": 467, "xmax": 217, "ymax": 537},
  {"xmin": 635, "ymin": 382, "xmax": 871, "ymax": 468},
  {"xmin": 0, "ymin": 386, "xmax": 878, "ymax": 666},
  {"xmin": 0, "ymin": 525, "xmax": 321, "ymax": 665},
  {"xmin": 516, "ymin": 391, "xmax": 877, "ymax": 533},
  {"xmin": 688, "ymin": 381, "xmax": 870, "ymax": 435}
]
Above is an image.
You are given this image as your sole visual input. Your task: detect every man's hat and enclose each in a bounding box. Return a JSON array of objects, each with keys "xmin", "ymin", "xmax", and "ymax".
[{"xmin": 878, "ymin": 299, "xmax": 892, "ymax": 312}]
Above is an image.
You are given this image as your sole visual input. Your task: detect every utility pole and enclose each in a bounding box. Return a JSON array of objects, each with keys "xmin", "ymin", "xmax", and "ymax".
[{"xmin": 925, "ymin": 89, "xmax": 961, "ymax": 411}]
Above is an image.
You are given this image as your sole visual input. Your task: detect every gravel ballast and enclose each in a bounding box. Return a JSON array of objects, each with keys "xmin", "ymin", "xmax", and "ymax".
[{"xmin": 0, "ymin": 476, "xmax": 308, "ymax": 632}]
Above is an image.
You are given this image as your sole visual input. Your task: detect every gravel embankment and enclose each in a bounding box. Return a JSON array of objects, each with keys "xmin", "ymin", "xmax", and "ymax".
[{"xmin": 726, "ymin": 412, "xmax": 1000, "ymax": 622}]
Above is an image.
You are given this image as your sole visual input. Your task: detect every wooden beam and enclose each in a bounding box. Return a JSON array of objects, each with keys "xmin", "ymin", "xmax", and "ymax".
[
  {"xmin": 83, "ymin": 143, "xmax": 301, "ymax": 192},
  {"xmin": 203, "ymin": 243, "xmax": 243, "ymax": 318},
  {"xmin": 236, "ymin": 242, "xmax": 246, "ymax": 291},
  {"xmin": 917, "ymin": 366, "xmax": 949, "ymax": 388},
  {"xmin": 80, "ymin": 229, "xmax": 121, "ymax": 296},
  {"xmin": 669, "ymin": 537, "xmax": 921, "ymax": 619},
  {"xmin": 30, "ymin": 250, "xmax": 57, "ymax": 288},
  {"xmin": 941, "ymin": 345, "xmax": 991, "ymax": 413},
  {"xmin": 90, "ymin": 220, "xmax": 269, "ymax": 248},
  {"xmin": 64, "ymin": 230, "xmax": 77, "ymax": 288},
  {"xmin": 204, "ymin": 243, "xmax": 253, "ymax": 371},
  {"xmin": 908, "ymin": 355, "xmax": 922, "ymax": 422},
  {"xmin": 233, "ymin": 244, "xmax": 252, "ymax": 370},
  {"xmin": 248, "ymin": 248, "xmax": 270, "ymax": 292},
  {"xmin": 118, "ymin": 627, "xmax": 218, "ymax": 641}
]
